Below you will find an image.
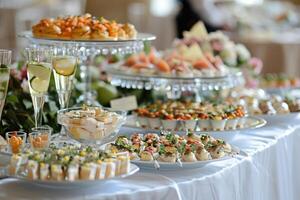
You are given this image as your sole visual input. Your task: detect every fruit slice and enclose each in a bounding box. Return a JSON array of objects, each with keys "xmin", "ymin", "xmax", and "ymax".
[
  {"xmin": 53, "ymin": 56, "xmax": 76, "ymax": 76},
  {"xmin": 27, "ymin": 63, "xmax": 51, "ymax": 80},
  {"xmin": 30, "ymin": 76, "xmax": 50, "ymax": 93}
]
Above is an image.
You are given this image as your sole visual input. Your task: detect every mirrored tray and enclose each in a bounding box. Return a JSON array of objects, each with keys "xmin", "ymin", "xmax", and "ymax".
[{"xmin": 106, "ymin": 68, "xmax": 244, "ymax": 92}]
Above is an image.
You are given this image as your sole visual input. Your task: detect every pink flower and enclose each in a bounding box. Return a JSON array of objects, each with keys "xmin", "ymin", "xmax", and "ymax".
[
  {"xmin": 242, "ymin": 68, "xmax": 259, "ymax": 88},
  {"xmin": 20, "ymin": 65, "xmax": 28, "ymax": 80},
  {"xmin": 21, "ymin": 79, "xmax": 29, "ymax": 93},
  {"xmin": 10, "ymin": 68, "xmax": 22, "ymax": 80},
  {"xmin": 211, "ymin": 40, "xmax": 224, "ymax": 52},
  {"xmin": 249, "ymin": 57, "xmax": 263, "ymax": 75},
  {"xmin": 245, "ymin": 78, "xmax": 259, "ymax": 88}
]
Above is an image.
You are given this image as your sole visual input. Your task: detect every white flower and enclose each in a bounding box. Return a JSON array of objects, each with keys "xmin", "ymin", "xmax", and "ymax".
[
  {"xmin": 207, "ymin": 31, "xmax": 229, "ymax": 44},
  {"xmin": 235, "ymin": 44, "xmax": 251, "ymax": 62},
  {"xmin": 21, "ymin": 79, "xmax": 29, "ymax": 93},
  {"xmin": 220, "ymin": 42, "xmax": 237, "ymax": 66}
]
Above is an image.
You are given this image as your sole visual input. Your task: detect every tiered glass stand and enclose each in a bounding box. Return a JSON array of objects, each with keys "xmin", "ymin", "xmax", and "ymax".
[
  {"xmin": 106, "ymin": 67, "xmax": 245, "ymax": 100},
  {"xmin": 19, "ymin": 31, "xmax": 156, "ymax": 105}
]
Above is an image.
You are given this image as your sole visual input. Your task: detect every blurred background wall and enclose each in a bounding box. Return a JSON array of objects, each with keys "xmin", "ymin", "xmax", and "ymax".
[{"xmin": 0, "ymin": 0, "xmax": 300, "ymax": 75}]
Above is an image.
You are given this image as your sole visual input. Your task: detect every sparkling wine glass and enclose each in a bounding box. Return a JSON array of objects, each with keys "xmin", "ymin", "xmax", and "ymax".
[
  {"xmin": 25, "ymin": 47, "xmax": 52, "ymax": 128},
  {"xmin": 52, "ymin": 48, "xmax": 78, "ymax": 141},
  {"xmin": 0, "ymin": 49, "xmax": 12, "ymax": 120}
]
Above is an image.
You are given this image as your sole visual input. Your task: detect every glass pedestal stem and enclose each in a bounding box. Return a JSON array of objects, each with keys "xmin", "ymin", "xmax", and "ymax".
[{"xmin": 31, "ymin": 95, "xmax": 45, "ymax": 128}]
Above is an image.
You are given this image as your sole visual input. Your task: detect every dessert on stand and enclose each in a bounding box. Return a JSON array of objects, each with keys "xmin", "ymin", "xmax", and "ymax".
[
  {"xmin": 20, "ymin": 13, "xmax": 156, "ymax": 106},
  {"xmin": 18, "ymin": 13, "xmax": 155, "ymax": 136},
  {"xmin": 0, "ymin": 14, "xmax": 162, "ymax": 187},
  {"xmin": 106, "ymin": 22, "xmax": 245, "ymax": 100},
  {"xmin": 104, "ymin": 22, "xmax": 267, "ymax": 142}
]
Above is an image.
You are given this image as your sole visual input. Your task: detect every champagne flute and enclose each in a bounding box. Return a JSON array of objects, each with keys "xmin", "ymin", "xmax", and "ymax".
[
  {"xmin": 0, "ymin": 49, "xmax": 12, "ymax": 120},
  {"xmin": 52, "ymin": 49, "xmax": 77, "ymax": 141},
  {"xmin": 25, "ymin": 47, "xmax": 52, "ymax": 128}
]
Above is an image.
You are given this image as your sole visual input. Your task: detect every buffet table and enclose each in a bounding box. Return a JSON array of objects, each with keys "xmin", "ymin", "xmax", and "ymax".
[{"xmin": 1, "ymin": 114, "xmax": 300, "ymax": 200}]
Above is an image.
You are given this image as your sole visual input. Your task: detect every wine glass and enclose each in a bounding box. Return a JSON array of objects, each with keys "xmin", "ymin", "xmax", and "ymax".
[
  {"xmin": 52, "ymin": 48, "xmax": 78, "ymax": 141},
  {"xmin": 0, "ymin": 49, "xmax": 12, "ymax": 120},
  {"xmin": 25, "ymin": 47, "xmax": 52, "ymax": 128}
]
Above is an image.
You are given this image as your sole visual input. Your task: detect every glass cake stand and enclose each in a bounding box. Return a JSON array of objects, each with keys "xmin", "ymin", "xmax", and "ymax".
[
  {"xmin": 19, "ymin": 31, "xmax": 156, "ymax": 105},
  {"xmin": 106, "ymin": 67, "xmax": 245, "ymax": 99}
]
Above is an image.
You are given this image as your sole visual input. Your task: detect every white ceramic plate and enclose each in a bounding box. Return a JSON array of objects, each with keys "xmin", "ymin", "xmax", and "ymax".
[
  {"xmin": 124, "ymin": 116, "xmax": 267, "ymax": 141},
  {"xmin": 131, "ymin": 146, "xmax": 244, "ymax": 170},
  {"xmin": 0, "ymin": 152, "xmax": 139, "ymax": 188},
  {"xmin": 256, "ymin": 112, "xmax": 300, "ymax": 125},
  {"xmin": 125, "ymin": 116, "xmax": 266, "ymax": 132},
  {"xmin": 102, "ymin": 142, "xmax": 244, "ymax": 170},
  {"xmin": 15, "ymin": 164, "xmax": 139, "ymax": 188}
]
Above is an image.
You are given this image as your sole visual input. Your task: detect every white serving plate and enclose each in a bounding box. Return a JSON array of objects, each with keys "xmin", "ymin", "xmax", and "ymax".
[
  {"xmin": 124, "ymin": 116, "xmax": 267, "ymax": 141},
  {"xmin": 0, "ymin": 152, "xmax": 139, "ymax": 188},
  {"xmin": 256, "ymin": 112, "xmax": 300, "ymax": 125},
  {"xmin": 17, "ymin": 164, "xmax": 139, "ymax": 188},
  {"xmin": 131, "ymin": 145, "xmax": 243, "ymax": 170}
]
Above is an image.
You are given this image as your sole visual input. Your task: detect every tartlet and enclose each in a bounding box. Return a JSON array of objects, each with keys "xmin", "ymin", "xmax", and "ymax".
[{"xmin": 32, "ymin": 14, "xmax": 137, "ymax": 40}]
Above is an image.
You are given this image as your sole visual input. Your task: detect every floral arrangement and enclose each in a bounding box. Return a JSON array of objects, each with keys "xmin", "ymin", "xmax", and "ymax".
[
  {"xmin": 207, "ymin": 31, "xmax": 263, "ymax": 88},
  {"xmin": 176, "ymin": 22, "xmax": 263, "ymax": 88}
]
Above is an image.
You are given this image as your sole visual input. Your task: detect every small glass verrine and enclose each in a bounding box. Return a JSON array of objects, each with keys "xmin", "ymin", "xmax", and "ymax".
[
  {"xmin": 29, "ymin": 126, "xmax": 52, "ymax": 150},
  {"xmin": 6, "ymin": 131, "xmax": 27, "ymax": 154}
]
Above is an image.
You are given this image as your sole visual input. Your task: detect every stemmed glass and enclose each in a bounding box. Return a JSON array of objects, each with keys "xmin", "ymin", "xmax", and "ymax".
[
  {"xmin": 0, "ymin": 49, "xmax": 12, "ymax": 120},
  {"xmin": 25, "ymin": 47, "xmax": 52, "ymax": 128},
  {"xmin": 52, "ymin": 48, "xmax": 78, "ymax": 141}
]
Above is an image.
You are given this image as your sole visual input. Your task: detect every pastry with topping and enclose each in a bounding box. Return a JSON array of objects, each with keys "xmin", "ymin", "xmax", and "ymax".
[
  {"xmin": 8, "ymin": 144, "xmax": 131, "ymax": 181},
  {"xmin": 32, "ymin": 14, "xmax": 137, "ymax": 40},
  {"xmin": 107, "ymin": 132, "xmax": 235, "ymax": 164}
]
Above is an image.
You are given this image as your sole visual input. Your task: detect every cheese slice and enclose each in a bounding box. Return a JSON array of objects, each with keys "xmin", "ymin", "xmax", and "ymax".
[
  {"xmin": 180, "ymin": 43, "xmax": 204, "ymax": 62},
  {"xmin": 183, "ymin": 21, "xmax": 208, "ymax": 40}
]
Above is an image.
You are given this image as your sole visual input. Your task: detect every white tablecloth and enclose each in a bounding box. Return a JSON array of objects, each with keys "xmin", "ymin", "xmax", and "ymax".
[{"xmin": 1, "ymin": 114, "xmax": 300, "ymax": 200}]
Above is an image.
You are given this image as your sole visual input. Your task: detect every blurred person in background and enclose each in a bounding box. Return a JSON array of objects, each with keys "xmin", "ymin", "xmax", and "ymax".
[{"xmin": 176, "ymin": 0, "xmax": 232, "ymax": 37}]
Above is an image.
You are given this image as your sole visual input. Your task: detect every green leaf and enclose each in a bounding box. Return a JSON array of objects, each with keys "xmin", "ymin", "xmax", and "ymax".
[
  {"xmin": 6, "ymin": 95, "xmax": 19, "ymax": 104},
  {"xmin": 22, "ymin": 99, "xmax": 32, "ymax": 109}
]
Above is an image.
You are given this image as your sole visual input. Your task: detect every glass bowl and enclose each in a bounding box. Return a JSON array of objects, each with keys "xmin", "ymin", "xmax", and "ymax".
[{"xmin": 57, "ymin": 107, "xmax": 126, "ymax": 145}]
